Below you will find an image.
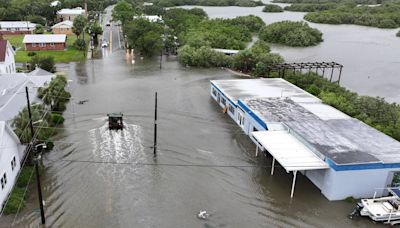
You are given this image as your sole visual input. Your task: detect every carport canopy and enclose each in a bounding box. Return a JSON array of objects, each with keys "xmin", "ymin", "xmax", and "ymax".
[{"xmin": 251, "ymin": 130, "xmax": 329, "ymax": 198}]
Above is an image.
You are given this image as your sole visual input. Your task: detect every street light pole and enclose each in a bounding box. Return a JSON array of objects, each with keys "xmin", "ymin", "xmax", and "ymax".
[{"xmin": 25, "ymin": 87, "xmax": 45, "ymax": 225}]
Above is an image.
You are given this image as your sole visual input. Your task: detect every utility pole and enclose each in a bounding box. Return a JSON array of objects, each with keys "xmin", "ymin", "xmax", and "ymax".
[
  {"xmin": 25, "ymin": 87, "xmax": 45, "ymax": 225},
  {"xmin": 154, "ymin": 92, "xmax": 157, "ymax": 156}
]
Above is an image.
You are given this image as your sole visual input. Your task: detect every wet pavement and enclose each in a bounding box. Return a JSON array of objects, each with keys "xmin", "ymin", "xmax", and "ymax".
[{"xmin": 1, "ymin": 51, "xmax": 384, "ymax": 227}]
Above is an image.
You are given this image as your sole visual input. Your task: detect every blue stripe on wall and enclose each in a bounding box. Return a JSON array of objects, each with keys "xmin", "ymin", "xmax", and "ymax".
[
  {"xmin": 211, "ymin": 83, "xmax": 237, "ymax": 107},
  {"xmin": 238, "ymin": 99, "xmax": 268, "ymax": 130},
  {"xmin": 327, "ymin": 159, "xmax": 400, "ymax": 171}
]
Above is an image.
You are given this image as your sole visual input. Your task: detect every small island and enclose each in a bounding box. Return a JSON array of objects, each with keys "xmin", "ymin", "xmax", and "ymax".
[
  {"xmin": 259, "ymin": 21, "xmax": 323, "ymax": 47},
  {"xmin": 262, "ymin": 4, "xmax": 284, "ymax": 12}
]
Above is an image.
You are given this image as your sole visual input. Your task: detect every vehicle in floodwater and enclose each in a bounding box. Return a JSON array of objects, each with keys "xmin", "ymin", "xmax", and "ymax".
[
  {"xmin": 350, "ymin": 188, "xmax": 400, "ymax": 225},
  {"xmin": 107, "ymin": 113, "xmax": 123, "ymax": 130}
]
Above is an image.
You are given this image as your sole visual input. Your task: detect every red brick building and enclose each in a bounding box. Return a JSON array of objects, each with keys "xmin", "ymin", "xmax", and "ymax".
[
  {"xmin": 0, "ymin": 21, "xmax": 36, "ymax": 35},
  {"xmin": 23, "ymin": 34, "xmax": 67, "ymax": 51}
]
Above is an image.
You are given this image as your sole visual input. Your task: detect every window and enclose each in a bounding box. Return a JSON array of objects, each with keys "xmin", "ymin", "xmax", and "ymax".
[
  {"xmin": 39, "ymin": 43, "xmax": 45, "ymax": 47},
  {"xmin": 32, "ymin": 43, "xmax": 36, "ymax": 47},
  {"xmin": 221, "ymin": 98, "xmax": 226, "ymax": 106},
  {"xmin": 60, "ymin": 28, "xmax": 64, "ymax": 32},
  {"xmin": 1, "ymin": 173, "xmax": 7, "ymax": 189},
  {"xmin": 6, "ymin": 28, "xmax": 11, "ymax": 31},
  {"xmin": 11, "ymin": 156, "xmax": 16, "ymax": 171},
  {"xmin": 50, "ymin": 43, "xmax": 55, "ymax": 46},
  {"xmin": 212, "ymin": 88, "xmax": 217, "ymax": 96},
  {"xmin": 228, "ymin": 105, "xmax": 234, "ymax": 114}
]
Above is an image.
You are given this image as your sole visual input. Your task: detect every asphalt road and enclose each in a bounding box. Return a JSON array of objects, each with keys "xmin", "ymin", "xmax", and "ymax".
[{"xmin": 100, "ymin": 5, "xmax": 122, "ymax": 58}]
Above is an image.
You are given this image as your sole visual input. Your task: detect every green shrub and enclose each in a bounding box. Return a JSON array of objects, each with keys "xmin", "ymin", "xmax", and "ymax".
[
  {"xmin": 263, "ymin": 4, "xmax": 284, "ymax": 12},
  {"xmin": 284, "ymin": 3, "xmax": 338, "ymax": 12},
  {"xmin": 397, "ymin": 30, "xmax": 400, "ymax": 37},
  {"xmin": 304, "ymin": 3, "xmax": 400, "ymax": 28},
  {"xmin": 34, "ymin": 25, "xmax": 44, "ymax": 34},
  {"xmin": 259, "ymin": 21, "xmax": 323, "ymax": 46},
  {"xmin": 178, "ymin": 45, "xmax": 231, "ymax": 67},
  {"xmin": 29, "ymin": 56, "xmax": 56, "ymax": 73},
  {"xmin": 73, "ymin": 39, "xmax": 86, "ymax": 51},
  {"xmin": 51, "ymin": 113, "xmax": 65, "ymax": 125},
  {"xmin": 27, "ymin": 52, "xmax": 37, "ymax": 57}
]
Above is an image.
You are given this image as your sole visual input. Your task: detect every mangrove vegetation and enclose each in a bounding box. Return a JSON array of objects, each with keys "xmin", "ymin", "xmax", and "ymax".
[
  {"xmin": 304, "ymin": 3, "xmax": 400, "ymax": 28},
  {"xmin": 263, "ymin": 4, "xmax": 284, "ymax": 12},
  {"xmin": 259, "ymin": 21, "xmax": 323, "ymax": 47}
]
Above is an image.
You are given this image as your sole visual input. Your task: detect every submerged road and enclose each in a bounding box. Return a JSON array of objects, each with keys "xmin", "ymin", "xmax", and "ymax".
[{"xmin": 1, "ymin": 49, "xmax": 383, "ymax": 227}]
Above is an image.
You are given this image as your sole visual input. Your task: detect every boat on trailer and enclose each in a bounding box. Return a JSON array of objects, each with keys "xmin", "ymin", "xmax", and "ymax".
[{"xmin": 350, "ymin": 188, "xmax": 400, "ymax": 224}]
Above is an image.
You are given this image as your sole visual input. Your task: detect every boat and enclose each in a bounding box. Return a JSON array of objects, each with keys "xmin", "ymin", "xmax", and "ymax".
[{"xmin": 350, "ymin": 188, "xmax": 400, "ymax": 223}]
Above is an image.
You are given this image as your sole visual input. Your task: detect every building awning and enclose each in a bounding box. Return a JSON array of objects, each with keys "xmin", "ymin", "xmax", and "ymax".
[{"xmin": 252, "ymin": 130, "xmax": 329, "ymax": 197}]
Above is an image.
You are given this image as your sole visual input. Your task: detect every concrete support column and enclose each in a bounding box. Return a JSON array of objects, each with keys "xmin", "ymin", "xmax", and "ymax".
[{"xmin": 290, "ymin": 170, "xmax": 298, "ymax": 198}]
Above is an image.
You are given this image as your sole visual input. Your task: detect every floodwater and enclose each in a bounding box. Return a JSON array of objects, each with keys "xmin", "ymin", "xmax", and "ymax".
[
  {"xmin": 180, "ymin": 3, "xmax": 400, "ymax": 102},
  {"xmin": 1, "ymin": 4, "xmax": 397, "ymax": 227},
  {"xmin": 2, "ymin": 52, "xmax": 383, "ymax": 227}
]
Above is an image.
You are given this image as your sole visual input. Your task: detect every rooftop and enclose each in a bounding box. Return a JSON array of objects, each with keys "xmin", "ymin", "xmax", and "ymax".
[
  {"xmin": 57, "ymin": 7, "xmax": 86, "ymax": 15},
  {"xmin": 52, "ymin": 20, "xmax": 73, "ymax": 28},
  {"xmin": 211, "ymin": 78, "xmax": 320, "ymax": 106},
  {"xmin": 0, "ymin": 69, "xmax": 54, "ymax": 121},
  {"xmin": 23, "ymin": 34, "xmax": 67, "ymax": 44},
  {"xmin": 241, "ymin": 97, "xmax": 400, "ymax": 165},
  {"xmin": 0, "ymin": 21, "xmax": 37, "ymax": 29}
]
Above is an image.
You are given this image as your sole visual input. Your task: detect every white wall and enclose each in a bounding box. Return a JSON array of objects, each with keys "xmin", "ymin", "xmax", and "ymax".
[
  {"xmin": 321, "ymin": 168, "xmax": 400, "ymax": 200},
  {"xmin": 0, "ymin": 126, "xmax": 21, "ymax": 208}
]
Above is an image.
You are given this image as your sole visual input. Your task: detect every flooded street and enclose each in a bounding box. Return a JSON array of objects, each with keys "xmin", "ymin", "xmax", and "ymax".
[
  {"xmin": 2, "ymin": 3, "xmax": 398, "ymax": 227},
  {"xmin": 2, "ymin": 51, "xmax": 383, "ymax": 227},
  {"xmin": 180, "ymin": 4, "xmax": 400, "ymax": 102}
]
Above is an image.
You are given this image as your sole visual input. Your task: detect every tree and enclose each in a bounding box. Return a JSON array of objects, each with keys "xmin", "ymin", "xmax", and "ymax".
[
  {"xmin": 34, "ymin": 25, "xmax": 44, "ymax": 34},
  {"xmin": 12, "ymin": 104, "xmax": 52, "ymax": 144},
  {"xmin": 124, "ymin": 18, "xmax": 164, "ymax": 56},
  {"xmin": 37, "ymin": 75, "xmax": 71, "ymax": 112},
  {"xmin": 112, "ymin": 0, "xmax": 135, "ymax": 25},
  {"xmin": 86, "ymin": 21, "xmax": 103, "ymax": 45},
  {"xmin": 72, "ymin": 15, "xmax": 87, "ymax": 39},
  {"xmin": 29, "ymin": 56, "xmax": 56, "ymax": 73}
]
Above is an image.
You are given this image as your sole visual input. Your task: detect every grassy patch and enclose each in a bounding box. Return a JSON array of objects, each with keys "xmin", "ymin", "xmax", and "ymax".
[
  {"xmin": 2, "ymin": 166, "xmax": 34, "ymax": 215},
  {"xmin": 7, "ymin": 34, "xmax": 89, "ymax": 63},
  {"xmin": 4, "ymin": 35, "xmax": 24, "ymax": 49}
]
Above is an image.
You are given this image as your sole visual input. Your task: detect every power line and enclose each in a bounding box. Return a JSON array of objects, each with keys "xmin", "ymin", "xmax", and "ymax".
[{"xmin": 0, "ymin": 82, "xmax": 72, "ymax": 218}]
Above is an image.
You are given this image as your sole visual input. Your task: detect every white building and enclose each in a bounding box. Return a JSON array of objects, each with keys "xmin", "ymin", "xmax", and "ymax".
[
  {"xmin": 0, "ymin": 68, "xmax": 55, "ymax": 122},
  {"xmin": 0, "ymin": 40, "xmax": 16, "ymax": 74},
  {"xmin": 0, "ymin": 21, "xmax": 37, "ymax": 35},
  {"xmin": 57, "ymin": 7, "xmax": 86, "ymax": 22},
  {"xmin": 133, "ymin": 15, "xmax": 163, "ymax": 23},
  {"xmin": 210, "ymin": 78, "xmax": 400, "ymax": 201},
  {"xmin": 0, "ymin": 121, "xmax": 24, "ymax": 209}
]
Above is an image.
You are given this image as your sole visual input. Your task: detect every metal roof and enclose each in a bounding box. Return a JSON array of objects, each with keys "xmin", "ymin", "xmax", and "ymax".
[
  {"xmin": 0, "ymin": 70, "xmax": 54, "ymax": 122},
  {"xmin": 51, "ymin": 20, "xmax": 73, "ymax": 29},
  {"xmin": 252, "ymin": 131, "xmax": 329, "ymax": 171},
  {"xmin": 211, "ymin": 78, "xmax": 320, "ymax": 105},
  {"xmin": 0, "ymin": 21, "xmax": 36, "ymax": 29},
  {"xmin": 241, "ymin": 97, "xmax": 400, "ymax": 165},
  {"xmin": 57, "ymin": 8, "xmax": 85, "ymax": 15},
  {"xmin": 23, "ymin": 34, "xmax": 66, "ymax": 44},
  {"xmin": 213, "ymin": 48, "xmax": 240, "ymax": 55}
]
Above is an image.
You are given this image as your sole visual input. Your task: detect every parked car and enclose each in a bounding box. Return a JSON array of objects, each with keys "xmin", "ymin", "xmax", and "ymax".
[
  {"xmin": 101, "ymin": 41, "xmax": 108, "ymax": 48},
  {"xmin": 106, "ymin": 22, "xmax": 111, "ymax": 26}
]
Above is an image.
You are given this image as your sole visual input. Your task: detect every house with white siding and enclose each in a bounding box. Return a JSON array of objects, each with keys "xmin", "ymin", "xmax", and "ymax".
[{"xmin": 0, "ymin": 121, "xmax": 23, "ymax": 209}]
